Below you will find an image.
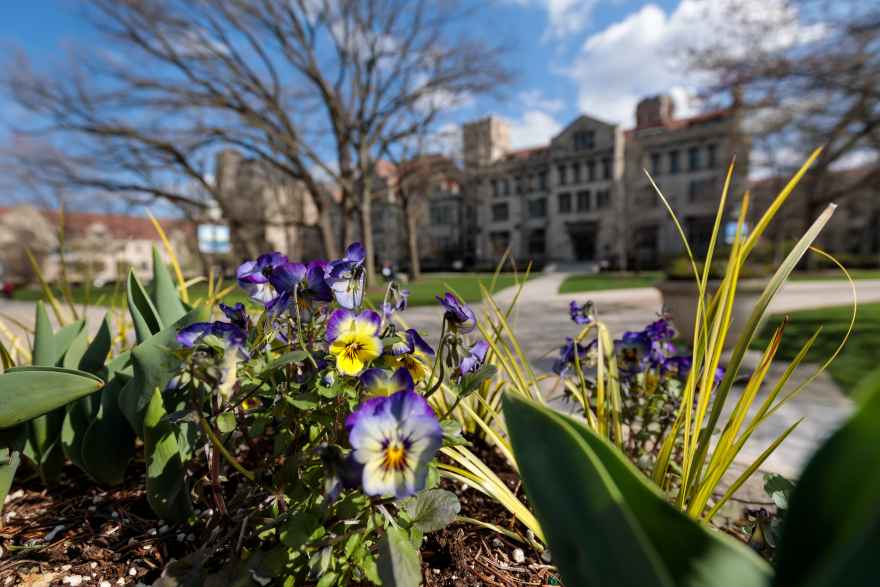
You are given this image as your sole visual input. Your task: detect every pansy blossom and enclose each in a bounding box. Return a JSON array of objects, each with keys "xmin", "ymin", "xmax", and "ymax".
[
  {"xmin": 360, "ymin": 367, "xmax": 414, "ymax": 397},
  {"xmin": 346, "ymin": 390, "xmax": 442, "ymax": 498},
  {"xmin": 236, "ymin": 252, "xmax": 287, "ymax": 304},
  {"xmin": 327, "ymin": 308, "xmax": 382, "ymax": 376},
  {"xmin": 436, "ymin": 292, "xmax": 476, "ymax": 333},
  {"xmin": 569, "ymin": 300, "xmax": 594, "ymax": 325},
  {"xmin": 326, "ymin": 243, "xmax": 367, "ymax": 309},
  {"xmin": 459, "ymin": 340, "xmax": 489, "ymax": 376}
]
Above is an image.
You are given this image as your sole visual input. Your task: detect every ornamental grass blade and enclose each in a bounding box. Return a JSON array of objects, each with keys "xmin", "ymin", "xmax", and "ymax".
[
  {"xmin": 505, "ymin": 394, "xmax": 771, "ymax": 587},
  {"xmin": 772, "ymin": 383, "xmax": 880, "ymax": 587},
  {"xmin": 503, "ymin": 393, "xmax": 674, "ymax": 587}
]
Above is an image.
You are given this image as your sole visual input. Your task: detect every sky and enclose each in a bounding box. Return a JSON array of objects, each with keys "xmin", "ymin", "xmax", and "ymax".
[{"xmin": 0, "ymin": 0, "xmax": 727, "ymax": 152}]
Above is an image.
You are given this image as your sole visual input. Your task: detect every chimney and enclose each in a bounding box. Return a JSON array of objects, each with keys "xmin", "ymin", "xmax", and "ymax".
[{"xmin": 635, "ymin": 95, "xmax": 676, "ymax": 129}]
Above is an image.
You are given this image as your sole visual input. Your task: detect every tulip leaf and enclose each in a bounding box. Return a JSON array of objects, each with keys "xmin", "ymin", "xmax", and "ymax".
[
  {"xmin": 150, "ymin": 246, "xmax": 187, "ymax": 326},
  {"xmin": 0, "ymin": 367, "xmax": 104, "ymax": 428},
  {"xmin": 377, "ymin": 525, "xmax": 421, "ymax": 587},
  {"xmin": 128, "ymin": 270, "xmax": 163, "ymax": 343},
  {"xmin": 78, "ymin": 315, "xmax": 113, "ymax": 374},
  {"xmin": 143, "ymin": 387, "xmax": 193, "ymax": 522},
  {"xmin": 0, "ymin": 449, "xmax": 20, "ymax": 515},
  {"xmin": 503, "ymin": 393, "xmax": 672, "ymax": 587},
  {"xmin": 773, "ymin": 384, "xmax": 880, "ymax": 587},
  {"xmin": 553, "ymin": 402, "xmax": 772, "ymax": 586},
  {"xmin": 81, "ymin": 376, "xmax": 135, "ymax": 485}
]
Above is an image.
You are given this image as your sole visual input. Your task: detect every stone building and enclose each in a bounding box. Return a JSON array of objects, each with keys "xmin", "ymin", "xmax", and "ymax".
[{"xmin": 465, "ymin": 95, "xmax": 748, "ymax": 269}]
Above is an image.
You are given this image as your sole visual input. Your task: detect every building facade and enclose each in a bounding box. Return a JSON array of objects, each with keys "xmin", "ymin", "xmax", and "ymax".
[{"xmin": 466, "ymin": 95, "xmax": 749, "ymax": 269}]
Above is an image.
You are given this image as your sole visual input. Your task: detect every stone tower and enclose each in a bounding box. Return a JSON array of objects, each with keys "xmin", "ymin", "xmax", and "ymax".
[{"xmin": 462, "ymin": 117, "xmax": 510, "ymax": 170}]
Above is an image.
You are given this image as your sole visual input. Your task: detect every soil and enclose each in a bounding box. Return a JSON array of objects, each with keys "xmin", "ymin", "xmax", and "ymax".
[{"xmin": 0, "ymin": 440, "xmax": 559, "ymax": 586}]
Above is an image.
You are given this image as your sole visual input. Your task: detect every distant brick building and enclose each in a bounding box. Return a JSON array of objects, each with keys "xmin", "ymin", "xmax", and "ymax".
[{"xmin": 464, "ymin": 95, "xmax": 749, "ymax": 269}]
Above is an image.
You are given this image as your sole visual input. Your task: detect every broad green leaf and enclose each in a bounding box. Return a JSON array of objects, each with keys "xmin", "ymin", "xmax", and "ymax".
[
  {"xmin": 401, "ymin": 489, "xmax": 461, "ymax": 533},
  {"xmin": 763, "ymin": 474, "xmax": 795, "ymax": 511},
  {"xmin": 377, "ymin": 526, "xmax": 421, "ymax": 587},
  {"xmin": 0, "ymin": 368, "xmax": 104, "ymax": 428},
  {"xmin": 773, "ymin": 385, "xmax": 880, "ymax": 587},
  {"xmin": 118, "ymin": 306, "xmax": 210, "ymax": 436},
  {"xmin": 280, "ymin": 511, "xmax": 320, "ymax": 550},
  {"xmin": 551, "ymin": 401, "xmax": 772, "ymax": 586},
  {"xmin": 128, "ymin": 270, "xmax": 163, "ymax": 343},
  {"xmin": 503, "ymin": 393, "xmax": 673, "ymax": 587},
  {"xmin": 32, "ymin": 301, "xmax": 55, "ymax": 366},
  {"xmin": 143, "ymin": 388, "xmax": 192, "ymax": 522},
  {"xmin": 78, "ymin": 315, "xmax": 113, "ymax": 374},
  {"xmin": 81, "ymin": 375, "xmax": 135, "ymax": 485},
  {"xmin": 149, "ymin": 247, "xmax": 187, "ymax": 326},
  {"xmin": 261, "ymin": 351, "xmax": 309, "ymax": 376},
  {"xmin": 459, "ymin": 364, "xmax": 497, "ymax": 397},
  {"xmin": 59, "ymin": 327, "xmax": 97, "ymax": 470},
  {"xmin": 216, "ymin": 412, "xmax": 236, "ymax": 434}
]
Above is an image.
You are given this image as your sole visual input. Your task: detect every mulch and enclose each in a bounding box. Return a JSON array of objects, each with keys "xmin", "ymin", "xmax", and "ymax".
[{"xmin": 0, "ymin": 440, "xmax": 558, "ymax": 586}]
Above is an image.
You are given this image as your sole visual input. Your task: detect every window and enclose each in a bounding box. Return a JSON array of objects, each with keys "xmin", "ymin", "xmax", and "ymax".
[
  {"xmin": 491, "ymin": 202, "xmax": 509, "ymax": 222},
  {"xmin": 430, "ymin": 205, "xmax": 451, "ymax": 225},
  {"xmin": 528, "ymin": 229, "xmax": 546, "ymax": 256},
  {"xmin": 650, "ymin": 153, "xmax": 662, "ymax": 176},
  {"xmin": 688, "ymin": 146, "xmax": 701, "ymax": 171},
  {"xmin": 557, "ymin": 164, "xmax": 567, "ymax": 186},
  {"xmin": 576, "ymin": 190, "xmax": 591, "ymax": 212},
  {"xmin": 538, "ymin": 170, "xmax": 548, "ymax": 191},
  {"xmin": 669, "ymin": 150, "xmax": 680, "ymax": 175},
  {"xmin": 515, "ymin": 176, "xmax": 524, "ymax": 194},
  {"xmin": 502, "ymin": 179, "xmax": 510, "ymax": 195},
  {"xmin": 573, "ymin": 130, "xmax": 595, "ymax": 150},
  {"xmin": 601, "ymin": 157, "xmax": 612, "ymax": 179},
  {"xmin": 558, "ymin": 192, "xmax": 572, "ymax": 213},
  {"xmin": 586, "ymin": 160, "xmax": 596, "ymax": 182},
  {"xmin": 528, "ymin": 197, "xmax": 547, "ymax": 218},
  {"xmin": 688, "ymin": 177, "xmax": 718, "ymax": 202},
  {"xmin": 491, "ymin": 180, "xmax": 500, "ymax": 197},
  {"xmin": 707, "ymin": 144, "xmax": 718, "ymax": 168},
  {"xmin": 596, "ymin": 189, "xmax": 610, "ymax": 209},
  {"xmin": 572, "ymin": 162, "xmax": 582, "ymax": 183}
]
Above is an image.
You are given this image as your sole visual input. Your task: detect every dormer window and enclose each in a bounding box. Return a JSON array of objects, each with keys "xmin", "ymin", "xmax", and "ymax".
[{"xmin": 573, "ymin": 130, "xmax": 595, "ymax": 151}]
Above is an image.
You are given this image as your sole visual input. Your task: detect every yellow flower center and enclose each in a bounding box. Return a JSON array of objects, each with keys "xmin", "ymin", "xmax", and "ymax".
[{"xmin": 382, "ymin": 442, "xmax": 408, "ymax": 472}]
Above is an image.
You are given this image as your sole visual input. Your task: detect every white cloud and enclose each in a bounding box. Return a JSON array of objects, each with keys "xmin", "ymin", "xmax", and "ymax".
[
  {"xmin": 507, "ymin": 0, "xmax": 599, "ymax": 40},
  {"xmin": 518, "ymin": 89, "xmax": 565, "ymax": 114},
  {"xmin": 505, "ymin": 110, "xmax": 563, "ymax": 149},
  {"xmin": 565, "ymin": 0, "xmax": 822, "ymax": 126}
]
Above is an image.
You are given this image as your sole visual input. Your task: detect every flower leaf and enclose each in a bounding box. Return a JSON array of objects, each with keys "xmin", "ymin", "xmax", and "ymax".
[
  {"xmin": 377, "ymin": 525, "xmax": 421, "ymax": 587},
  {"xmin": 401, "ymin": 488, "xmax": 461, "ymax": 533}
]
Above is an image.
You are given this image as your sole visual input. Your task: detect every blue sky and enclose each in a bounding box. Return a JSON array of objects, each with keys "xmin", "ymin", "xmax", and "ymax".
[{"xmin": 1, "ymin": 0, "xmax": 731, "ymax": 153}]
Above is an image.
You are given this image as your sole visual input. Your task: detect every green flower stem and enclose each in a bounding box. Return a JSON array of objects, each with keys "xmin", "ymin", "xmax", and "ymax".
[
  {"xmin": 197, "ymin": 413, "xmax": 256, "ymax": 482},
  {"xmin": 293, "ymin": 288, "xmax": 318, "ymax": 369}
]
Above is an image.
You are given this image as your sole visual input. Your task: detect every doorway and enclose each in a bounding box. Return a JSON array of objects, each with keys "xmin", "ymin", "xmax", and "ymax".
[{"xmin": 567, "ymin": 222, "xmax": 598, "ymax": 261}]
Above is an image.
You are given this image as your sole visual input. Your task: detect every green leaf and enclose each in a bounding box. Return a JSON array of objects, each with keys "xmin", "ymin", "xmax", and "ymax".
[
  {"xmin": 280, "ymin": 511, "xmax": 320, "ymax": 550},
  {"xmin": 78, "ymin": 315, "xmax": 113, "ymax": 374},
  {"xmin": 81, "ymin": 376, "xmax": 136, "ymax": 485},
  {"xmin": 216, "ymin": 412, "xmax": 236, "ymax": 434},
  {"xmin": 505, "ymin": 393, "xmax": 703, "ymax": 587},
  {"xmin": 261, "ymin": 351, "xmax": 309, "ymax": 376},
  {"xmin": 550, "ymin": 398, "xmax": 772, "ymax": 586},
  {"xmin": 143, "ymin": 388, "xmax": 192, "ymax": 522},
  {"xmin": 32, "ymin": 301, "xmax": 56, "ymax": 366},
  {"xmin": 127, "ymin": 270, "xmax": 163, "ymax": 343},
  {"xmin": 773, "ymin": 385, "xmax": 880, "ymax": 587},
  {"xmin": 59, "ymin": 327, "xmax": 98, "ymax": 471},
  {"xmin": 763, "ymin": 474, "xmax": 795, "ymax": 511},
  {"xmin": 401, "ymin": 489, "xmax": 460, "ymax": 533},
  {"xmin": 0, "ymin": 368, "xmax": 104, "ymax": 428},
  {"xmin": 459, "ymin": 364, "xmax": 497, "ymax": 397},
  {"xmin": 377, "ymin": 526, "xmax": 421, "ymax": 587},
  {"xmin": 149, "ymin": 246, "xmax": 187, "ymax": 326},
  {"xmin": 0, "ymin": 449, "xmax": 20, "ymax": 515}
]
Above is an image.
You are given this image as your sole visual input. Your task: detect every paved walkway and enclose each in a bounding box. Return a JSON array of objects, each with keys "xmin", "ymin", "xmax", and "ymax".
[{"xmin": 1, "ymin": 276, "xmax": 874, "ymax": 489}]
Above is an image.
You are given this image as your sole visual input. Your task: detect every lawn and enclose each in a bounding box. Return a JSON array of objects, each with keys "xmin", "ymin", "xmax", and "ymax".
[
  {"xmin": 752, "ymin": 302, "xmax": 880, "ymax": 396},
  {"xmin": 11, "ymin": 272, "xmax": 531, "ymax": 309},
  {"xmin": 558, "ymin": 272, "xmax": 663, "ymax": 294}
]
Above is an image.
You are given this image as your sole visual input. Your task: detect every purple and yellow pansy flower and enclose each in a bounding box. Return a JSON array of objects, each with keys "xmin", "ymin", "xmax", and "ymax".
[{"xmin": 326, "ymin": 308, "xmax": 383, "ymax": 376}]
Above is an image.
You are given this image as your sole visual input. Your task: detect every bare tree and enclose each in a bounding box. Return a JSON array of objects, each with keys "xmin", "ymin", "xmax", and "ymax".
[
  {"xmin": 685, "ymin": 0, "xmax": 880, "ymax": 237},
  {"xmin": 3, "ymin": 0, "xmax": 510, "ymax": 277}
]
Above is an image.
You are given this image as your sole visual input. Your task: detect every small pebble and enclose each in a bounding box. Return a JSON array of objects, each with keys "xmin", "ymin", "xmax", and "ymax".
[
  {"xmin": 111, "ymin": 511, "xmax": 119, "ymax": 519},
  {"xmin": 512, "ymin": 548, "xmax": 526, "ymax": 564},
  {"xmin": 186, "ymin": 533, "xmax": 195, "ymax": 541},
  {"xmin": 87, "ymin": 506, "xmax": 97, "ymax": 513},
  {"xmin": 61, "ymin": 564, "xmax": 72, "ymax": 571},
  {"xmin": 158, "ymin": 525, "xmax": 169, "ymax": 534},
  {"xmin": 100, "ymin": 582, "xmax": 111, "ymax": 587},
  {"xmin": 116, "ymin": 579, "xmax": 125, "ymax": 585},
  {"xmin": 492, "ymin": 537, "xmax": 503, "ymax": 548},
  {"xmin": 129, "ymin": 567, "xmax": 138, "ymax": 576},
  {"xmin": 147, "ymin": 528, "xmax": 157, "ymax": 536},
  {"xmin": 62, "ymin": 576, "xmax": 83, "ymax": 586},
  {"xmin": 176, "ymin": 532, "xmax": 186, "ymax": 542},
  {"xmin": 90, "ymin": 562, "xmax": 98, "ymax": 569}
]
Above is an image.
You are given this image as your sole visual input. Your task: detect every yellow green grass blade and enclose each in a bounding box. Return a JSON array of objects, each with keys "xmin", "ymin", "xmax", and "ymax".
[{"xmin": 147, "ymin": 211, "xmax": 189, "ymax": 304}]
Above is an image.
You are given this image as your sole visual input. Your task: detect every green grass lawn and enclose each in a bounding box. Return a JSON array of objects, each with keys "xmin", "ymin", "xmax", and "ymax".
[
  {"xmin": 11, "ymin": 272, "xmax": 531, "ymax": 310},
  {"xmin": 753, "ymin": 302, "xmax": 880, "ymax": 396},
  {"xmin": 558, "ymin": 272, "xmax": 663, "ymax": 294}
]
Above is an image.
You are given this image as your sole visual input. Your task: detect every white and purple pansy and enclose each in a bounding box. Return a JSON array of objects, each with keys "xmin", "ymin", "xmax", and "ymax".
[
  {"xmin": 302, "ymin": 260, "xmax": 333, "ymax": 302},
  {"xmin": 360, "ymin": 367, "xmax": 414, "ymax": 397},
  {"xmin": 459, "ymin": 340, "xmax": 489, "ymax": 376},
  {"xmin": 326, "ymin": 242, "xmax": 367, "ymax": 309},
  {"xmin": 346, "ymin": 389, "xmax": 442, "ymax": 498},
  {"xmin": 435, "ymin": 292, "xmax": 476, "ymax": 333},
  {"xmin": 236, "ymin": 252, "xmax": 288, "ymax": 304},
  {"xmin": 176, "ymin": 321, "xmax": 247, "ymax": 350},
  {"xmin": 219, "ymin": 302, "xmax": 249, "ymax": 331},
  {"xmin": 569, "ymin": 300, "xmax": 594, "ymax": 325}
]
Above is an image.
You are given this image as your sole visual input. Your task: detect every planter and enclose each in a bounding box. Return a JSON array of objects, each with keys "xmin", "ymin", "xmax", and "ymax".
[{"xmin": 657, "ymin": 278, "xmax": 770, "ymax": 350}]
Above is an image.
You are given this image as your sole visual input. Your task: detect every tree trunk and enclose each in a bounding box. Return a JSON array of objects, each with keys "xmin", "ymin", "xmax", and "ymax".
[
  {"xmin": 359, "ymin": 195, "xmax": 377, "ymax": 287},
  {"xmin": 317, "ymin": 206, "xmax": 340, "ymax": 260},
  {"xmin": 404, "ymin": 201, "xmax": 422, "ymax": 281}
]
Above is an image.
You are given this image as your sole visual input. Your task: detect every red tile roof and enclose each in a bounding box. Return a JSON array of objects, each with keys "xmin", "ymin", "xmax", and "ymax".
[{"xmin": 0, "ymin": 207, "xmax": 194, "ymax": 241}]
